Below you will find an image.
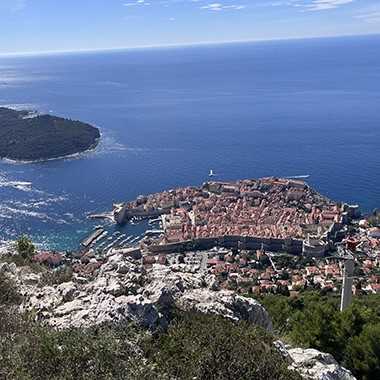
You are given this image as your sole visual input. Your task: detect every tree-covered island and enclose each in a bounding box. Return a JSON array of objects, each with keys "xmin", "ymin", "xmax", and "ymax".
[{"xmin": 0, "ymin": 107, "xmax": 100, "ymax": 161}]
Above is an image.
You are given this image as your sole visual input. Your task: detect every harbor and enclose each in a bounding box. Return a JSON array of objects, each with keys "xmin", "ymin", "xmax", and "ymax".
[{"xmin": 78, "ymin": 215, "xmax": 163, "ymax": 257}]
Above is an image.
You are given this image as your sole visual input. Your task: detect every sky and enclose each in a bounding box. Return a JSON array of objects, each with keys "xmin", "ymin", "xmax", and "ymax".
[{"xmin": 1, "ymin": 0, "xmax": 380, "ymax": 54}]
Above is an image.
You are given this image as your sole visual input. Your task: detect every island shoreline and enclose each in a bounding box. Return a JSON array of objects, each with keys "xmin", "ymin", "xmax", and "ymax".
[
  {"xmin": 0, "ymin": 107, "xmax": 101, "ymax": 162},
  {"xmin": 0, "ymin": 136, "xmax": 101, "ymax": 164}
]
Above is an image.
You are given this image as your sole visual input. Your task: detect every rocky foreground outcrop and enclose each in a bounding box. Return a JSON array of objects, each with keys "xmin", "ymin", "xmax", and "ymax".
[
  {"xmin": 275, "ymin": 341, "xmax": 356, "ymax": 380},
  {"xmin": 0, "ymin": 254, "xmax": 356, "ymax": 380},
  {"xmin": 0, "ymin": 254, "xmax": 272, "ymax": 331}
]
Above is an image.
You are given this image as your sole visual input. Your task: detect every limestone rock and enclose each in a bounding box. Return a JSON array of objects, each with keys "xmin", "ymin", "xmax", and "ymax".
[
  {"xmin": 54, "ymin": 299, "xmax": 84, "ymax": 317},
  {"xmin": 0, "ymin": 262, "xmax": 17, "ymax": 276},
  {"xmin": 4, "ymin": 252, "xmax": 357, "ymax": 379},
  {"xmin": 22, "ymin": 272, "xmax": 41, "ymax": 285},
  {"xmin": 274, "ymin": 341, "xmax": 356, "ymax": 380},
  {"xmin": 0, "ymin": 262, "xmax": 10, "ymax": 274},
  {"xmin": 118, "ymin": 295, "xmax": 163, "ymax": 329},
  {"xmin": 177, "ymin": 289, "xmax": 272, "ymax": 331},
  {"xmin": 57, "ymin": 282, "xmax": 77, "ymax": 302},
  {"xmin": 19, "ymin": 258, "xmax": 272, "ymax": 332},
  {"xmin": 104, "ymin": 277, "xmax": 125, "ymax": 297}
]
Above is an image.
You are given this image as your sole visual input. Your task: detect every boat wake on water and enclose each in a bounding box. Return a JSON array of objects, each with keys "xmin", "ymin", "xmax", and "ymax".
[
  {"xmin": 0, "ymin": 178, "xmax": 32, "ymax": 192},
  {"xmin": 0, "ymin": 172, "xmax": 33, "ymax": 192},
  {"xmin": 285, "ymin": 175, "xmax": 311, "ymax": 179}
]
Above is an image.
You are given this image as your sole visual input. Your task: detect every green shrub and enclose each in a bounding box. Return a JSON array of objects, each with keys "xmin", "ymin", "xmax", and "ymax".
[
  {"xmin": 259, "ymin": 291, "xmax": 380, "ymax": 380},
  {"xmin": 0, "ymin": 273, "xmax": 22, "ymax": 305},
  {"xmin": 344, "ymin": 323, "xmax": 380, "ymax": 380},
  {"xmin": 0, "ymin": 319, "xmax": 159, "ymax": 380},
  {"xmin": 15, "ymin": 235, "xmax": 35, "ymax": 261},
  {"xmin": 0, "ymin": 310, "xmax": 302, "ymax": 380},
  {"xmin": 147, "ymin": 312, "xmax": 301, "ymax": 380}
]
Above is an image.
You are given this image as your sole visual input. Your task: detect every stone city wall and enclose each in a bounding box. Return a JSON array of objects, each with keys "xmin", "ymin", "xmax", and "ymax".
[{"xmin": 148, "ymin": 235, "xmax": 304, "ymax": 255}]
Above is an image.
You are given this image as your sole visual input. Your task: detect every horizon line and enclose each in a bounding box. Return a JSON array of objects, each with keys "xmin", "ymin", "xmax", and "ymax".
[{"xmin": 1, "ymin": 32, "xmax": 380, "ymax": 58}]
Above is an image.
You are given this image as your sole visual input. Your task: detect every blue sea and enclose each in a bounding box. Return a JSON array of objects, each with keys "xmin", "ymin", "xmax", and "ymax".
[{"xmin": 1, "ymin": 35, "xmax": 379, "ymax": 251}]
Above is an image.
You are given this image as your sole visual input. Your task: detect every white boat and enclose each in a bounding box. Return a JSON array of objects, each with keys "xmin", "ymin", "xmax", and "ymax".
[
  {"xmin": 209, "ymin": 169, "xmax": 215, "ymax": 177},
  {"xmin": 286, "ymin": 175, "xmax": 310, "ymax": 179}
]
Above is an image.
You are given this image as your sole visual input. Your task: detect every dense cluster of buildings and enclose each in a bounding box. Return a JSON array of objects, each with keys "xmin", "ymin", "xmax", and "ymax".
[
  {"xmin": 115, "ymin": 177, "xmax": 359, "ymax": 256},
  {"xmin": 139, "ymin": 216, "xmax": 379, "ymax": 297},
  {"xmin": 28, "ymin": 178, "xmax": 379, "ymax": 301},
  {"xmin": 26, "ymin": 179, "xmax": 379, "ymax": 302}
]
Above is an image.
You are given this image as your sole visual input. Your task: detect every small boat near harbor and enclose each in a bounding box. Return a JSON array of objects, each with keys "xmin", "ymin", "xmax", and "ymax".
[{"xmin": 145, "ymin": 229, "xmax": 164, "ymax": 236}]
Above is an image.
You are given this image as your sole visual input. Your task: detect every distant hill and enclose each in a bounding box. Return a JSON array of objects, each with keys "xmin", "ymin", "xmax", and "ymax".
[{"xmin": 0, "ymin": 107, "xmax": 100, "ymax": 161}]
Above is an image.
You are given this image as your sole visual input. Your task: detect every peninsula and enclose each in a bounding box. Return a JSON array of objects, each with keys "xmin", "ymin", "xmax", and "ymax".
[
  {"xmin": 114, "ymin": 177, "xmax": 360, "ymax": 256},
  {"xmin": 0, "ymin": 107, "xmax": 100, "ymax": 161}
]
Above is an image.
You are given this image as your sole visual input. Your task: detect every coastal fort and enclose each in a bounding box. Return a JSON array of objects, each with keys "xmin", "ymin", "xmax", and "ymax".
[{"xmin": 113, "ymin": 177, "xmax": 360, "ymax": 256}]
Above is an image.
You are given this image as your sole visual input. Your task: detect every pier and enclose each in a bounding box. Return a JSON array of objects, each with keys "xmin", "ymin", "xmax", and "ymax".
[
  {"xmin": 88, "ymin": 212, "xmax": 115, "ymax": 222},
  {"xmin": 81, "ymin": 228, "xmax": 105, "ymax": 248}
]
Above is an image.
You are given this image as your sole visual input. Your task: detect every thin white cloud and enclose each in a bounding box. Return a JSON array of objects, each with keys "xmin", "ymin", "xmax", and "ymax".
[
  {"xmin": 120, "ymin": 0, "xmax": 356, "ymax": 15},
  {"xmin": 200, "ymin": 3, "xmax": 246, "ymax": 11},
  {"xmin": 301, "ymin": 0, "xmax": 354, "ymax": 12},
  {"xmin": 123, "ymin": 0, "xmax": 151, "ymax": 7},
  {"xmin": 356, "ymin": 11, "xmax": 380, "ymax": 23}
]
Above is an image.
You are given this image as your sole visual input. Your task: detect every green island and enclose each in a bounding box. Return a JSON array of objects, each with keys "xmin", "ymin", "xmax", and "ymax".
[{"xmin": 0, "ymin": 107, "xmax": 100, "ymax": 161}]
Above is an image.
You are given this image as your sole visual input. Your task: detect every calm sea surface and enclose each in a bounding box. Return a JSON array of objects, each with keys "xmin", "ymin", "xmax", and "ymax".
[{"xmin": 1, "ymin": 35, "xmax": 379, "ymax": 250}]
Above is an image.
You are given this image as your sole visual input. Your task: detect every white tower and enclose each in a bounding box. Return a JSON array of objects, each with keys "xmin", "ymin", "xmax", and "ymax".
[{"xmin": 340, "ymin": 256, "xmax": 354, "ymax": 312}]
